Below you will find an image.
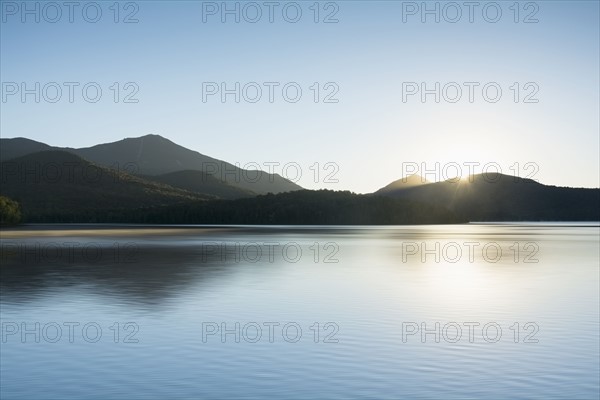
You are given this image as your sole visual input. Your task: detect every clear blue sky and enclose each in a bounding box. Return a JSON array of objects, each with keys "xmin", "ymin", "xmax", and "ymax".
[{"xmin": 1, "ymin": 0, "xmax": 599, "ymax": 192}]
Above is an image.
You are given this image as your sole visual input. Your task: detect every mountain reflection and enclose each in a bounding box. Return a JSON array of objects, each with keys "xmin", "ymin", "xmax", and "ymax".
[{"xmin": 0, "ymin": 243, "xmax": 242, "ymax": 305}]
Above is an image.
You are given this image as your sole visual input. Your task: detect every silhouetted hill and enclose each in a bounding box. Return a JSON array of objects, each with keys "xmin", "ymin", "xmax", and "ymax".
[
  {"xmin": 375, "ymin": 174, "xmax": 429, "ymax": 195},
  {"xmin": 0, "ymin": 151, "xmax": 463, "ymax": 223},
  {"xmin": 0, "ymin": 135, "xmax": 302, "ymax": 195},
  {"xmin": 2, "ymin": 137, "xmax": 598, "ymax": 224},
  {"xmin": 0, "ymin": 137, "xmax": 53, "ymax": 161},
  {"xmin": 145, "ymin": 170, "xmax": 255, "ymax": 199},
  {"xmin": 374, "ymin": 173, "xmax": 600, "ymax": 221},
  {"xmin": 0, "ymin": 150, "xmax": 209, "ymax": 222},
  {"xmin": 70, "ymin": 134, "xmax": 301, "ymax": 194}
]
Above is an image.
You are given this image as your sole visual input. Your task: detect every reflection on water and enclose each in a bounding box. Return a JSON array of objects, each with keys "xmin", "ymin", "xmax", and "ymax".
[{"xmin": 1, "ymin": 224, "xmax": 599, "ymax": 399}]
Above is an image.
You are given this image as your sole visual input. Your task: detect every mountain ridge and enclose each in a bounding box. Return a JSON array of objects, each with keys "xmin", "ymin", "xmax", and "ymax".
[
  {"xmin": 0, "ymin": 150, "xmax": 210, "ymax": 221},
  {"xmin": 375, "ymin": 174, "xmax": 429, "ymax": 194},
  {"xmin": 1, "ymin": 136, "xmax": 598, "ymax": 223},
  {"xmin": 0, "ymin": 135, "xmax": 302, "ymax": 196},
  {"xmin": 373, "ymin": 173, "xmax": 599, "ymax": 221}
]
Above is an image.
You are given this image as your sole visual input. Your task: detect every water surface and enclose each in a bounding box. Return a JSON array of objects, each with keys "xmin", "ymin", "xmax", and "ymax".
[{"xmin": 1, "ymin": 224, "xmax": 599, "ymax": 399}]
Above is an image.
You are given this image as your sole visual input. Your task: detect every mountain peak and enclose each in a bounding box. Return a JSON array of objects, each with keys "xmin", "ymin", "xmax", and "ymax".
[
  {"xmin": 376, "ymin": 174, "xmax": 429, "ymax": 194},
  {"xmin": 58, "ymin": 134, "xmax": 302, "ymax": 194},
  {"xmin": 137, "ymin": 133, "xmax": 167, "ymax": 140},
  {"xmin": 125, "ymin": 134, "xmax": 172, "ymax": 143}
]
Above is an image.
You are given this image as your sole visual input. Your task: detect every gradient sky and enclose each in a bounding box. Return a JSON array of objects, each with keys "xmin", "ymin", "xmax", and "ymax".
[{"xmin": 1, "ymin": 0, "xmax": 599, "ymax": 192}]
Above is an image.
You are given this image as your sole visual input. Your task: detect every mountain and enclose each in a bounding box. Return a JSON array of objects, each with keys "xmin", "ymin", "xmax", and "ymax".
[
  {"xmin": 69, "ymin": 135, "xmax": 301, "ymax": 194},
  {"xmin": 0, "ymin": 150, "xmax": 209, "ymax": 221},
  {"xmin": 69, "ymin": 134, "xmax": 218, "ymax": 175},
  {"xmin": 145, "ymin": 170, "xmax": 255, "ymax": 200},
  {"xmin": 2, "ymin": 137, "xmax": 597, "ymax": 224},
  {"xmin": 0, "ymin": 135, "xmax": 303, "ymax": 196},
  {"xmin": 375, "ymin": 174, "xmax": 428, "ymax": 195},
  {"xmin": 0, "ymin": 138, "xmax": 53, "ymax": 161},
  {"xmin": 373, "ymin": 173, "xmax": 600, "ymax": 221},
  {"xmin": 0, "ymin": 150, "xmax": 464, "ymax": 224}
]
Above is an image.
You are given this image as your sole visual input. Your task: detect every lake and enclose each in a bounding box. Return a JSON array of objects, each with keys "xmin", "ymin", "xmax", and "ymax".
[{"xmin": 1, "ymin": 224, "xmax": 599, "ymax": 399}]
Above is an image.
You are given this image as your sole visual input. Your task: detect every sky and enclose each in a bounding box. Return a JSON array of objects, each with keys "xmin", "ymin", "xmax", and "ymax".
[{"xmin": 1, "ymin": 0, "xmax": 599, "ymax": 192}]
